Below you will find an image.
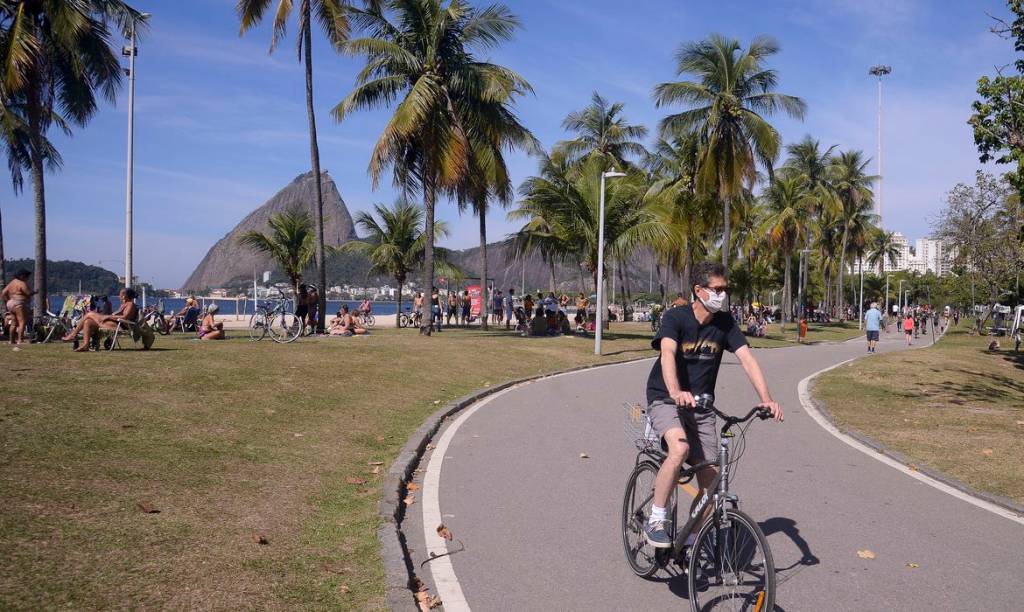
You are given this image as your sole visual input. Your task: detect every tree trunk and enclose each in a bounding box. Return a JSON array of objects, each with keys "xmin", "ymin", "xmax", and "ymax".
[
  {"xmin": 28, "ymin": 103, "xmax": 47, "ymax": 322},
  {"xmin": 421, "ymin": 177, "xmax": 436, "ymax": 335},
  {"xmin": 395, "ymin": 280, "xmax": 403, "ymax": 328},
  {"xmin": 837, "ymin": 231, "xmax": 849, "ymax": 318},
  {"xmin": 682, "ymin": 248, "xmax": 693, "ymax": 298},
  {"xmin": 721, "ymin": 197, "xmax": 731, "ymax": 276},
  {"xmin": 783, "ymin": 254, "xmax": 792, "ymax": 325},
  {"xmin": 548, "ymin": 260, "xmax": 556, "ymax": 293},
  {"xmin": 0, "ymin": 203, "xmax": 5, "ymax": 287},
  {"xmin": 478, "ymin": 205, "xmax": 488, "ymax": 331},
  {"xmin": 656, "ymin": 263, "xmax": 665, "ymax": 305},
  {"xmin": 302, "ymin": 15, "xmax": 327, "ymax": 333}
]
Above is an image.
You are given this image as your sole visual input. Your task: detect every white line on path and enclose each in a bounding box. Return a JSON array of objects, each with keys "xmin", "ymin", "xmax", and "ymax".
[
  {"xmin": 797, "ymin": 358, "xmax": 1024, "ymax": 527},
  {"xmin": 421, "ymin": 359, "xmax": 654, "ymax": 611}
]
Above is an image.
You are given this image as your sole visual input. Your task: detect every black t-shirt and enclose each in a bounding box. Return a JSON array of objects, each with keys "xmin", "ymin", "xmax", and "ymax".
[{"xmin": 646, "ymin": 305, "xmax": 748, "ymax": 404}]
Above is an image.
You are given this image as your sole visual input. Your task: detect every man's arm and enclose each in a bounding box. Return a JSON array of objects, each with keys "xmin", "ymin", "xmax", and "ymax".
[
  {"xmin": 733, "ymin": 345, "xmax": 783, "ymax": 421},
  {"xmin": 659, "ymin": 338, "xmax": 694, "ymax": 407}
]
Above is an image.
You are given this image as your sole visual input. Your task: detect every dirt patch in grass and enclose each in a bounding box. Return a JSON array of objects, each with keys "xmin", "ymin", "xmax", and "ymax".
[
  {"xmin": 813, "ymin": 326, "xmax": 1024, "ymax": 504},
  {"xmin": 0, "ymin": 324, "xmax": 652, "ymax": 609}
]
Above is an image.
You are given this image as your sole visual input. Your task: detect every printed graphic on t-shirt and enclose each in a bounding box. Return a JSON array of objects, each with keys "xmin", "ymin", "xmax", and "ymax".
[{"xmin": 681, "ymin": 338, "xmax": 722, "ymax": 360}]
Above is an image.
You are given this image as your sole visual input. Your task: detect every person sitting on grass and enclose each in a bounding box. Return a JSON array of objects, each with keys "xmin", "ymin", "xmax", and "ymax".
[
  {"xmin": 197, "ymin": 303, "xmax": 225, "ymax": 340},
  {"xmin": 2, "ymin": 269, "xmax": 34, "ymax": 349},
  {"xmin": 331, "ymin": 305, "xmax": 367, "ymax": 336},
  {"xmin": 530, "ymin": 305, "xmax": 547, "ymax": 336},
  {"xmin": 63, "ymin": 288, "xmax": 139, "ymax": 351}
]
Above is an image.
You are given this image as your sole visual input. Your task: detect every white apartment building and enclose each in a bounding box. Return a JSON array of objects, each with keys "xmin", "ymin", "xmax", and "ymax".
[{"xmin": 850, "ymin": 233, "xmax": 953, "ymax": 276}]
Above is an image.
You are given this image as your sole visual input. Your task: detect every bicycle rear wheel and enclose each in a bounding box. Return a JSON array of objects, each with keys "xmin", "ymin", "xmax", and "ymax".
[
  {"xmin": 364, "ymin": 314, "xmax": 375, "ymax": 327},
  {"xmin": 398, "ymin": 313, "xmax": 409, "ymax": 328},
  {"xmin": 268, "ymin": 312, "xmax": 302, "ymax": 343},
  {"xmin": 687, "ymin": 508, "xmax": 775, "ymax": 612},
  {"xmin": 248, "ymin": 312, "xmax": 268, "ymax": 341},
  {"xmin": 621, "ymin": 460, "xmax": 665, "ymax": 578}
]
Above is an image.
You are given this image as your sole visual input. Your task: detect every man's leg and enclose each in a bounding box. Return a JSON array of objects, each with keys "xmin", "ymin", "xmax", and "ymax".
[{"xmin": 649, "ymin": 426, "xmax": 688, "ymax": 548}]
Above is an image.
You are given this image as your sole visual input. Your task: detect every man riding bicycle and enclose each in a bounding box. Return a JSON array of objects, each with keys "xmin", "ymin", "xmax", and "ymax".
[{"xmin": 644, "ymin": 261, "xmax": 783, "ymax": 548}]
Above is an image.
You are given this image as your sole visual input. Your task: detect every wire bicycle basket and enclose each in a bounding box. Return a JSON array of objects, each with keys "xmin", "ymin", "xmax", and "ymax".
[{"xmin": 623, "ymin": 402, "xmax": 658, "ymax": 450}]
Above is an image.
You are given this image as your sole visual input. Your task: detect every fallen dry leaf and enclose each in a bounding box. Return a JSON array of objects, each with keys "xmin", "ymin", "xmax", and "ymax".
[
  {"xmin": 404, "ymin": 494, "xmax": 416, "ymax": 505},
  {"xmin": 857, "ymin": 549, "xmax": 875, "ymax": 560},
  {"xmin": 982, "ymin": 448, "xmax": 994, "ymax": 456},
  {"xmin": 426, "ymin": 444, "xmax": 436, "ymax": 451},
  {"xmin": 368, "ymin": 461, "xmax": 384, "ymax": 466},
  {"xmin": 338, "ymin": 585, "xmax": 350, "ymax": 594},
  {"xmin": 376, "ymin": 435, "xmax": 386, "ymax": 442},
  {"xmin": 436, "ymin": 524, "xmax": 453, "ymax": 541},
  {"xmin": 1016, "ymin": 420, "xmax": 1024, "ymax": 426},
  {"xmin": 411, "ymin": 577, "xmax": 426, "ymax": 592},
  {"xmin": 252, "ymin": 534, "xmax": 269, "ymax": 545},
  {"xmin": 136, "ymin": 501, "xmax": 160, "ymax": 514},
  {"xmin": 407, "ymin": 482, "xmax": 420, "ymax": 491},
  {"xmin": 371, "ymin": 465, "xmax": 382, "ymax": 475},
  {"xmin": 908, "ymin": 464, "xmax": 919, "ymax": 472},
  {"xmin": 415, "ymin": 590, "xmax": 442, "ymax": 611},
  {"xmin": 346, "ymin": 477, "xmax": 366, "ymax": 485},
  {"xmin": 433, "ymin": 400, "xmax": 441, "ymax": 405},
  {"xmin": 293, "ymin": 433, "xmax": 304, "ymax": 437},
  {"xmin": 906, "ymin": 562, "xmax": 920, "ymax": 568},
  {"xmin": 579, "ymin": 452, "xmax": 589, "ymax": 459}
]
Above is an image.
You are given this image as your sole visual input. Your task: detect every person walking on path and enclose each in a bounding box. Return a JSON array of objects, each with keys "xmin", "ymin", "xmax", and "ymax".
[
  {"xmin": 903, "ymin": 313, "xmax": 915, "ymax": 345},
  {"xmin": 643, "ymin": 261, "xmax": 783, "ymax": 549},
  {"xmin": 504, "ymin": 289, "xmax": 515, "ymax": 330},
  {"xmin": 864, "ymin": 302, "xmax": 882, "ymax": 353},
  {"xmin": 447, "ymin": 291, "xmax": 458, "ymax": 326},
  {"xmin": 2, "ymin": 269, "xmax": 34, "ymax": 349}
]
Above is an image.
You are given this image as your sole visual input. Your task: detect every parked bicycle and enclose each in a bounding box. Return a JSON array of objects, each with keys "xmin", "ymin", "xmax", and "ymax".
[
  {"xmin": 622, "ymin": 396, "xmax": 776, "ymax": 611},
  {"xmin": 249, "ymin": 297, "xmax": 302, "ymax": 343},
  {"xmin": 398, "ymin": 307, "xmax": 422, "ymax": 329}
]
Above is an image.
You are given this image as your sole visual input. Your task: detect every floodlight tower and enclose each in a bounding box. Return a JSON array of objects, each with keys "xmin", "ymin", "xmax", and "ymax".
[{"xmin": 869, "ymin": 65, "xmax": 892, "ymax": 227}]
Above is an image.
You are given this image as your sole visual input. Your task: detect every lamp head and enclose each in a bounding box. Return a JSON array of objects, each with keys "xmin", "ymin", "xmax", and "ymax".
[{"xmin": 603, "ymin": 170, "xmax": 627, "ymax": 178}]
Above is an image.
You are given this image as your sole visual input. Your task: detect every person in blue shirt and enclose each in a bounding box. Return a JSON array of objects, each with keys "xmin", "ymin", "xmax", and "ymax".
[{"xmin": 864, "ymin": 302, "xmax": 883, "ymax": 353}]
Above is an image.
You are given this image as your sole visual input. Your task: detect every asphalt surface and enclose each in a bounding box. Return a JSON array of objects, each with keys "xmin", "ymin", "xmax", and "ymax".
[{"xmin": 404, "ymin": 328, "xmax": 1024, "ymax": 611}]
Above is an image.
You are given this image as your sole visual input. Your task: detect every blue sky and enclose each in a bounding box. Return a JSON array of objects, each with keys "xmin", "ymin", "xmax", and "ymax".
[{"xmin": 0, "ymin": 0, "xmax": 1014, "ymax": 288}]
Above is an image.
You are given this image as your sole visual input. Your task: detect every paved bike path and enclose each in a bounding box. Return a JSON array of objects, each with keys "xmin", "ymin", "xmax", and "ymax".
[{"xmin": 406, "ymin": 330, "xmax": 1024, "ymax": 611}]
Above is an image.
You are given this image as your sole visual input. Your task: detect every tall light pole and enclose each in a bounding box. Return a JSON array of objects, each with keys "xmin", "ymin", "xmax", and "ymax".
[
  {"xmin": 869, "ymin": 65, "xmax": 892, "ymax": 226},
  {"xmin": 122, "ymin": 15, "xmax": 149, "ymax": 290},
  {"xmin": 796, "ymin": 248, "xmax": 812, "ymax": 342},
  {"xmin": 898, "ymin": 279, "xmax": 905, "ymax": 314},
  {"xmin": 885, "ymin": 274, "xmax": 892, "ymax": 325},
  {"xmin": 595, "ymin": 170, "xmax": 626, "ymax": 355},
  {"xmin": 858, "ymin": 256, "xmax": 865, "ymax": 329}
]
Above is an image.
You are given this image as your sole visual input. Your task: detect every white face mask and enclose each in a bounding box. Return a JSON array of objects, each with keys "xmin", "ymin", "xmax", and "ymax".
[{"xmin": 699, "ymin": 287, "xmax": 727, "ymax": 313}]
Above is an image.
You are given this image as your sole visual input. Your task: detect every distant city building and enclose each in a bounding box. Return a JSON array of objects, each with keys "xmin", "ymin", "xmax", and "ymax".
[{"xmin": 851, "ymin": 232, "xmax": 953, "ymax": 276}]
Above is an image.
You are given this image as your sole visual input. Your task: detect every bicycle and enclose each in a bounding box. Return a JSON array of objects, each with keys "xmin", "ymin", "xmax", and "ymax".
[
  {"xmin": 357, "ymin": 311, "xmax": 375, "ymax": 328},
  {"xmin": 249, "ymin": 298, "xmax": 302, "ymax": 343},
  {"xmin": 622, "ymin": 396, "xmax": 776, "ymax": 612},
  {"xmin": 398, "ymin": 307, "xmax": 421, "ymax": 329}
]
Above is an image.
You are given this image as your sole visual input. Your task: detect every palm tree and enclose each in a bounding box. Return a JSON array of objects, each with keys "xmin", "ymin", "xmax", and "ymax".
[
  {"xmin": 454, "ymin": 79, "xmax": 537, "ymax": 330},
  {"xmin": 829, "ymin": 150, "xmax": 877, "ymax": 316},
  {"xmin": 335, "ymin": 0, "xmax": 529, "ymax": 334},
  {"xmin": 559, "ymin": 92, "xmax": 648, "ymax": 166},
  {"xmin": 341, "ymin": 200, "xmax": 450, "ymax": 327},
  {"xmin": 238, "ymin": 208, "xmax": 317, "ymax": 295},
  {"xmin": 0, "ymin": 0, "xmax": 141, "ymax": 318},
  {"xmin": 238, "ymin": 0, "xmax": 350, "ymax": 333},
  {"xmin": 759, "ymin": 174, "xmax": 815, "ymax": 324},
  {"xmin": 653, "ymin": 34, "xmax": 806, "ymax": 274},
  {"xmin": 867, "ymin": 229, "xmax": 900, "ymax": 275}
]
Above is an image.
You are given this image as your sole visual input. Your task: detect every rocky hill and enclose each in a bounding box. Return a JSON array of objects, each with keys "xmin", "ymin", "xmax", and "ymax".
[{"xmin": 182, "ymin": 171, "xmax": 357, "ymax": 291}]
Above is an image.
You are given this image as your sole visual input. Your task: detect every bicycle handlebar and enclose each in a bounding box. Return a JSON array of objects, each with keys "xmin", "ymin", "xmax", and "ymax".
[{"xmin": 684, "ymin": 396, "xmax": 773, "ymax": 426}]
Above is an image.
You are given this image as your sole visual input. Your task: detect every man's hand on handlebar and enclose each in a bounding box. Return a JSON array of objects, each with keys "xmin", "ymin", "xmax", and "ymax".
[
  {"xmin": 670, "ymin": 390, "xmax": 695, "ymax": 408},
  {"xmin": 757, "ymin": 399, "xmax": 784, "ymax": 422}
]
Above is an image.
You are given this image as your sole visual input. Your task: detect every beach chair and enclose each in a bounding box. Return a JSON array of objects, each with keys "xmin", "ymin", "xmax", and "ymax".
[
  {"xmin": 172, "ymin": 307, "xmax": 201, "ymax": 333},
  {"xmin": 100, "ymin": 316, "xmax": 155, "ymax": 350}
]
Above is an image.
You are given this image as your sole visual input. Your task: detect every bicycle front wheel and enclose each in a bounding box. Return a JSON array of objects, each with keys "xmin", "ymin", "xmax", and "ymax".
[
  {"xmin": 248, "ymin": 313, "xmax": 268, "ymax": 341},
  {"xmin": 687, "ymin": 508, "xmax": 775, "ymax": 612},
  {"xmin": 621, "ymin": 460, "xmax": 664, "ymax": 578},
  {"xmin": 268, "ymin": 312, "xmax": 302, "ymax": 344},
  {"xmin": 364, "ymin": 314, "xmax": 375, "ymax": 327}
]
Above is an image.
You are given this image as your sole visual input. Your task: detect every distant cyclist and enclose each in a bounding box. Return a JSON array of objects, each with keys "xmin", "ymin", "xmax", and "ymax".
[{"xmin": 644, "ymin": 262, "xmax": 783, "ymax": 549}]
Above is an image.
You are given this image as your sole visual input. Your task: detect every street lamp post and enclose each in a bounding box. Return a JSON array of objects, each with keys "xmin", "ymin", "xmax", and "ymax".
[
  {"xmin": 897, "ymin": 279, "xmax": 905, "ymax": 315},
  {"xmin": 122, "ymin": 14, "xmax": 149, "ymax": 290},
  {"xmin": 595, "ymin": 170, "xmax": 626, "ymax": 355},
  {"xmin": 796, "ymin": 248, "xmax": 812, "ymax": 342},
  {"xmin": 858, "ymin": 256, "xmax": 865, "ymax": 330},
  {"xmin": 869, "ymin": 64, "xmax": 892, "ymax": 226},
  {"xmin": 885, "ymin": 274, "xmax": 892, "ymax": 329}
]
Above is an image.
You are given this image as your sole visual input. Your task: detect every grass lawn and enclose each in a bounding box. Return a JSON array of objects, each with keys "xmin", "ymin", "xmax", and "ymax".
[
  {"xmin": 747, "ymin": 321, "xmax": 865, "ymax": 348},
  {"xmin": 813, "ymin": 326, "xmax": 1024, "ymax": 504},
  {"xmin": 0, "ymin": 323, "xmax": 653, "ymax": 610}
]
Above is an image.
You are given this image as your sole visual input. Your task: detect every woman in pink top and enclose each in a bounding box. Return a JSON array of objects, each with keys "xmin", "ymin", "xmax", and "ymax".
[{"xmin": 903, "ymin": 314, "xmax": 914, "ymax": 345}]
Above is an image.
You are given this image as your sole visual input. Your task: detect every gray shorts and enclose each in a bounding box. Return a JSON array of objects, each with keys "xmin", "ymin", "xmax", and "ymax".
[{"xmin": 648, "ymin": 400, "xmax": 718, "ymax": 465}]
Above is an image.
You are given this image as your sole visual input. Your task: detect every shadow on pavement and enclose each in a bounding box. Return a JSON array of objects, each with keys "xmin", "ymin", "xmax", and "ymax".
[{"xmin": 760, "ymin": 517, "xmax": 819, "ymax": 585}]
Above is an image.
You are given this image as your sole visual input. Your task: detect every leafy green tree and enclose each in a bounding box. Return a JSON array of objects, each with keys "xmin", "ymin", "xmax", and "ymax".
[
  {"xmin": 866, "ymin": 229, "xmax": 900, "ymax": 275},
  {"xmin": 342, "ymin": 200, "xmax": 451, "ymax": 327},
  {"xmin": 759, "ymin": 175, "xmax": 815, "ymax": 323},
  {"xmin": 558, "ymin": 92, "xmax": 648, "ymax": 167},
  {"xmin": 829, "ymin": 150, "xmax": 876, "ymax": 315},
  {"xmin": 0, "ymin": 0, "xmax": 141, "ymax": 317},
  {"xmin": 239, "ymin": 208, "xmax": 317, "ymax": 295},
  {"xmin": 237, "ymin": 0, "xmax": 350, "ymax": 332},
  {"xmin": 335, "ymin": 0, "xmax": 529, "ymax": 334},
  {"xmin": 653, "ymin": 34, "xmax": 806, "ymax": 273}
]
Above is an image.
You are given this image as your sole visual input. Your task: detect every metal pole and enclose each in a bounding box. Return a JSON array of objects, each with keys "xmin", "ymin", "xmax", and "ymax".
[
  {"xmin": 858, "ymin": 256, "xmax": 864, "ymax": 330},
  {"xmin": 795, "ymin": 250, "xmax": 805, "ymax": 342},
  {"xmin": 124, "ymin": 22, "xmax": 137, "ymax": 289},
  {"xmin": 595, "ymin": 172, "xmax": 607, "ymax": 355},
  {"xmin": 877, "ymin": 75, "xmax": 882, "ymax": 224}
]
